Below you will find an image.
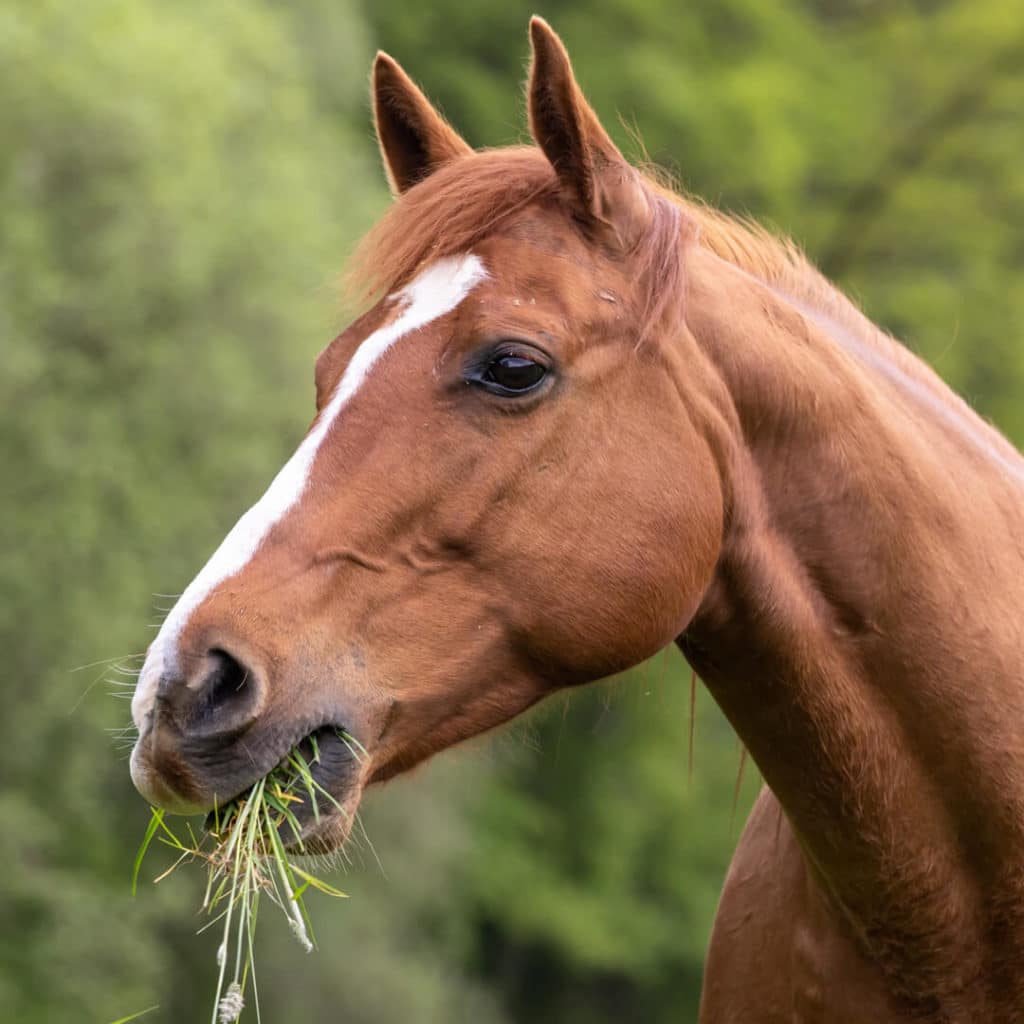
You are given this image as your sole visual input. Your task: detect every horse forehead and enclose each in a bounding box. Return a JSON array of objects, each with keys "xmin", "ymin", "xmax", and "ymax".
[
  {"xmin": 492, "ymin": 206, "xmax": 577, "ymax": 257},
  {"xmin": 489, "ymin": 212, "xmax": 606, "ymax": 276},
  {"xmin": 475, "ymin": 230, "xmax": 620, "ymax": 318}
]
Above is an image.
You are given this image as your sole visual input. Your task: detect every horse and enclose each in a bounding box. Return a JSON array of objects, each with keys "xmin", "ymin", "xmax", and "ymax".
[{"xmin": 129, "ymin": 17, "xmax": 1024, "ymax": 1022}]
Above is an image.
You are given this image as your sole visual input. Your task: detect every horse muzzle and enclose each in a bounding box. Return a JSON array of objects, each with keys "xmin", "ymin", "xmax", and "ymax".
[{"xmin": 130, "ymin": 644, "xmax": 367, "ymax": 850}]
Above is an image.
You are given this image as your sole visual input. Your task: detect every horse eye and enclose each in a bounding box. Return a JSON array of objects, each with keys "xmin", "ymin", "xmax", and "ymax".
[{"xmin": 482, "ymin": 355, "xmax": 547, "ymax": 394}]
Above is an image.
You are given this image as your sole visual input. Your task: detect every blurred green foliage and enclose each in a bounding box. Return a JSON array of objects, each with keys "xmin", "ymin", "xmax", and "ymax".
[{"xmin": 2, "ymin": 1, "xmax": 1022, "ymax": 1021}]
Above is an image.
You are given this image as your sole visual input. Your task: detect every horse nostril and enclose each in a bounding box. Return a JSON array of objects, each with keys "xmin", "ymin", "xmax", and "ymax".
[{"xmin": 193, "ymin": 648, "xmax": 262, "ymax": 731}]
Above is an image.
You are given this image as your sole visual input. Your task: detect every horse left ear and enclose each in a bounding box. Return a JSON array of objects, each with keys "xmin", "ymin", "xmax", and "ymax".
[
  {"xmin": 373, "ymin": 52, "xmax": 473, "ymax": 195},
  {"xmin": 527, "ymin": 17, "xmax": 650, "ymax": 251}
]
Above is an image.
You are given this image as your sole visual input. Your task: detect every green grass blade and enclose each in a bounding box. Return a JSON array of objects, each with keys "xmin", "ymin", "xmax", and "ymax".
[
  {"xmin": 108, "ymin": 1006, "xmax": 159, "ymax": 1024},
  {"xmin": 338, "ymin": 728, "xmax": 368, "ymax": 761},
  {"xmin": 263, "ymin": 801, "xmax": 316, "ymax": 950},
  {"xmin": 131, "ymin": 808, "xmax": 165, "ymax": 897},
  {"xmin": 290, "ymin": 865, "xmax": 349, "ymax": 899}
]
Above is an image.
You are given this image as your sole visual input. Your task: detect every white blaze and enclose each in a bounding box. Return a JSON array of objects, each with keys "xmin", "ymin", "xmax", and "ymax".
[{"xmin": 132, "ymin": 254, "xmax": 488, "ymax": 729}]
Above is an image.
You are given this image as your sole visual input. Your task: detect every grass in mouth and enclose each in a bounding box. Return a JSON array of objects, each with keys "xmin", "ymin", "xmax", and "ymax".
[{"xmin": 133, "ymin": 729, "xmax": 363, "ymax": 1023}]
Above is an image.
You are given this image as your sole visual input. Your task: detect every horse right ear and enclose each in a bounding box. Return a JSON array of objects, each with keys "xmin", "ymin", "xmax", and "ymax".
[
  {"xmin": 372, "ymin": 52, "xmax": 473, "ymax": 195},
  {"xmin": 527, "ymin": 17, "xmax": 651, "ymax": 253}
]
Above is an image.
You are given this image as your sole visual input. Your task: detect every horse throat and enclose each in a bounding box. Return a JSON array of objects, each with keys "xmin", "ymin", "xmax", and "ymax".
[{"xmin": 677, "ymin": 249, "xmax": 1024, "ymax": 1011}]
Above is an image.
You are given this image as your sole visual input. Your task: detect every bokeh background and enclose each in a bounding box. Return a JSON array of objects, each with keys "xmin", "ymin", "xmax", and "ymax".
[{"xmin": 3, "ymin": 1, "xmax": 1023, "ymax": 1021}]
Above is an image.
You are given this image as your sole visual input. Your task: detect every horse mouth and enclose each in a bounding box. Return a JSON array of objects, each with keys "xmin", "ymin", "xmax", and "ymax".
[{"xmin": 204, "ymin": 724, "xmax": 361, "ymax": 853}]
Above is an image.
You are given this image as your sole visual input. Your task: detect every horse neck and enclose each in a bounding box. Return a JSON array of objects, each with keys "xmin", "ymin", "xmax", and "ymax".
[{"xmin": 678, "ymin": 246, "xmax": 1024, "ymax": 998}]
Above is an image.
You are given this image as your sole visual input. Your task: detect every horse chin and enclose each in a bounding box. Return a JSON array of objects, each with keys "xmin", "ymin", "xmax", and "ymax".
[{"xmin": 288, "ymin": 805, "xmax": 358, "ymax": 856}]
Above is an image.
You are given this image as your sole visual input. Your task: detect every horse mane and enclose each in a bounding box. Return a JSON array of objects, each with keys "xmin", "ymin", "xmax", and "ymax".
[
  {"xmin": 347, "ymin": 145, "xmax": 872, "ymax": 349},
  {"xmin": 669, "ymin": 188, "xmax": 887, "ymax": 353}
]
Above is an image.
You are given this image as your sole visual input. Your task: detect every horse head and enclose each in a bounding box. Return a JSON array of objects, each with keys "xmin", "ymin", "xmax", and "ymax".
[{"xmin": 130, "ymin": 19, "xmax": 724, "ymax": 851}]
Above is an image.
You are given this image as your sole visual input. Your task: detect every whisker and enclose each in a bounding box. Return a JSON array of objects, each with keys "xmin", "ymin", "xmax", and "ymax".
[
  {"xmin": 553, "ymin": 693, "xmax": 571, "ymax": 767},
  {"xmin": 237, "ymin": 738, "xmax": 258, "ymax": 772},
  {"xmin": 729, "ymin": 744, "xmax": 749, "ymax": 838},
  {"xmin": 69, "ymin": 658, "xmax": 140, "ymax": 716},
  {"xmin": 69, "ymin": 652, "xmax": 146, "ymax": 673},
  {"xmin": 512, "ymin": 719, "xmax": 543, "ymax": 754},
  {"xmin": 107, "ymin": 728, "xmax": 139, "ymax": 740},
  {"xmin": 354, "ymin": 813, "xmax": 386, "ymax": 879},
  {"xmin": 591, "ymin": 681, "xmax": 617, "ymax": 733},
  {"xmin": 688, "ymin": 667, "xmax": 697, "ymax": 784}
]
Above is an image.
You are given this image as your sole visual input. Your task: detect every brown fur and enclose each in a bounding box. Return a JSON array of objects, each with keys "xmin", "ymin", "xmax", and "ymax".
[{"xmin": 132, "ymin": 18, "xmax": 1024, "ymax": 1022}]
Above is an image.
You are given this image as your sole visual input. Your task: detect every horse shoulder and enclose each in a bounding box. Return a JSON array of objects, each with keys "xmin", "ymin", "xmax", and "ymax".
[{"xmin": 699, "ymin": 785, "xmax": 905, "ymax": 1024}]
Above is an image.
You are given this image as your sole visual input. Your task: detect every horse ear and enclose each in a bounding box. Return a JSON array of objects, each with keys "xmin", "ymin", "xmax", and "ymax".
[
  {"xmin": 527, "ymin": 17, "xmax": 650, "ymax": 250},
  {"xmin": 372, "ymin": 52, "xmax": 473, "ymax": 195}
]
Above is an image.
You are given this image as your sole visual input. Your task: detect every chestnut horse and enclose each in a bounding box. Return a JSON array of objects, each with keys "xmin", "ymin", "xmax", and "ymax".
[{"xmin": 130, "ymin": 18, "xmax": 1024, "ymax": 1023}]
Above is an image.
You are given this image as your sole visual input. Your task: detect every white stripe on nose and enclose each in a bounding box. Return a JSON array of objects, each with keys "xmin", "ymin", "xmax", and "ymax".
[{"xmin": 131, "ymin": 253, "xmax": 488, "ymax": 729}]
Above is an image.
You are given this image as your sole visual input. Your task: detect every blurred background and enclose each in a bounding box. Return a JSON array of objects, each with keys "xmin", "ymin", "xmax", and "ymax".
[{"xmin": 3, "ymin": 1, "xmax": 1023, "ymax": 1021}]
